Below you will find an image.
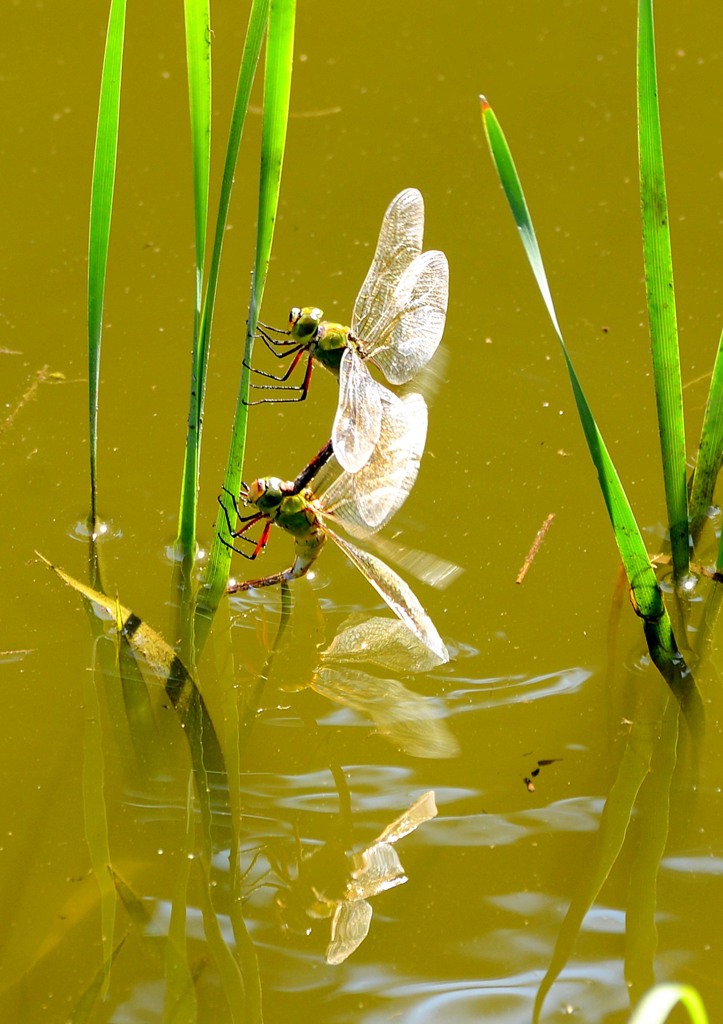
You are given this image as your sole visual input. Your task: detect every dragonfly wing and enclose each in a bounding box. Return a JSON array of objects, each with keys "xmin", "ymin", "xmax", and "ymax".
[
  {"xmin": 313, "ymin": 667, "xmax": 458, "ymax": 758},
  {"xmin": 367, "ymin": 534, "xmax": 463, "ymax": 590},
  {"xmin": 326, "ymin": 899, "xmax": 373, "ymax": 965},
  {"xmin": 348, "ymin": 842, "xmax": 407, "ymax": 899},
  {"xmin": 352, "ymin": 189, "xmax": 425, "ymax": 341},
  {"xmin": 321, "ymin": 524, "xmax": 449, "ymax": 664},
  {"xmin": 375, "ymin": 790, "xmax": 438, "ymax": 844},
  {"xmin": 332, "ymin": 349, "xmax": 383, "ymax": 474},
  {"xmin": 322, "ymin": 391, "xmax": 428, "ymax": 535},
  {"xmin": 365, "ymin": 249, "xmax": 449, "ymax": 385},
  {"xmin": 353, "ymin": 390, "xmax": 428, "ymax": 530},
  {"xmin": 321, "ymin": 616, "xmax": 446, "ymax": 673}
]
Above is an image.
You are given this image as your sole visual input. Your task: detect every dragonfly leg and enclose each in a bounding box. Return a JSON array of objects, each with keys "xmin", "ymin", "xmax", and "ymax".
[
  {"xmin": 255, "ymin": 327, "xmax": 299, "ymax": 357},
  {"xmin": 217, "ymin": 494, "xmax": 272, "ymax": 559},
  {"xmin": 257, "ymin": 321, "xmax": 290, "ymax": 339},
  {"xmin": 245, "ymin": 345, "xmax": 307, "ymax": 382},
  {"xmin": 244, "ymin": 350, "xmax": 315, "ymax": 406},
  {"xmin": 218, "ymin": 519, "xmax": 271, "ymax": 560},
  {"xmin": 220, "ymin": 485, "xmax": 259, "ymax": 523}
]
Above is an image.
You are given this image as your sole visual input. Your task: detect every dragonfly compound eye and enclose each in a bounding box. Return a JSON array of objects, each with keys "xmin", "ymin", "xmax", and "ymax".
[
  {"xmin": 289, "ymin": 306, "xmax": 323, "ymax": 341},
  {"xmin": 248, "ymin": 476, "xmax": 286, "ymax": 513}
]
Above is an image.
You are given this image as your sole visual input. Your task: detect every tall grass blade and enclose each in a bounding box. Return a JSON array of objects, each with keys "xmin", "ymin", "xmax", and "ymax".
[
  {"xmin": 184, "ymin": 0, "xmax": 211, "ymax": 310},
  {"xmin": 87, "ymin": 0, "xmax": 127, "ymax": 528},
  {"xmin": 174, "ymin": 0, "xmax": 212, "ymax": 557},
  {"xmin": 197, "ymin": 0, "xmax": 296, "ymax": 625},
  {"xmin": 177, "ymin": 0, "xmax": 269, "ymax": 555},
  {"xmin": 689, "ymin": 327, "xmax": 723, "ymax": 543},
  {"xmin": 480, "ymin": 97, "xmax": 694, "ymax": 692},
  {"xmin": 637, "ymin": 0, "xmax": 688, "ymax": 580},
  {"xmin": 628, "ymin": 984, "xmax": 709, "ymax": 1024}
]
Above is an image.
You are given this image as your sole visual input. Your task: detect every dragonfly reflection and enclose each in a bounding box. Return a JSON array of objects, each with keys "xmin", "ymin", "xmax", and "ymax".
[{"xmin": 276, "ymin": 790, "xmax": 438, "ymax": 964}]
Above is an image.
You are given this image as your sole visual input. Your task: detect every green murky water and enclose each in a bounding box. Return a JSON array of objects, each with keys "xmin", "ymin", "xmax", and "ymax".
[{"xmin": 2, "ymin": 2, "xmax": 723, "ymax": 1021}]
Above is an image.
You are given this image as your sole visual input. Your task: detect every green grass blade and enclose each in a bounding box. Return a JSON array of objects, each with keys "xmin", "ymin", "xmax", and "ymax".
[
  {"xmin": 638, "ymin": 0, "xmax": 688, "ymax": 580},
  {"xmin": 480, "ymin": 97, "xmax": 687, "ymax": 686},
  {"xmin": 197, "ymin": 0, "xmax": 296, "ymax": 625},
  {"xmin": 87, "ymin": 0, "xmax": 127, "ymax": 527},
  {"xmin": 177, "ymin": 0, "xmax": 269, "ymax": 554},
  {"xmin": 184, "ymin": 0, "xmax": 211, "ymax": 302},
  {"xmin": 689, "ymin": 327, "xmax": 723, "ymax": 542},
  {"xmin": 629, "ymin": 984, "xmax": 709, "ymax": 1024},
  {"xmin": 175, "ymin": 0, "xmax": 212, "ymax": 556}
]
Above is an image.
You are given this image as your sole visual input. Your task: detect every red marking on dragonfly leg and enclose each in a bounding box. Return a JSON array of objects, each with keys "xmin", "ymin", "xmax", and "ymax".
[{"xmin": 251, "ymin": 520, "xmax": 272, "ymax": 557}]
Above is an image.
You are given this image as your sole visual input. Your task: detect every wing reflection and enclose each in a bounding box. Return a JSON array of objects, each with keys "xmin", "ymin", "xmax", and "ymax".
[
  {"xmin": 313, "ymin": 616, "xmax": 458, "ymax": 759},
  {"xmin": 276, "ymin": 790, "xmax": 438, "ymax": 964}
]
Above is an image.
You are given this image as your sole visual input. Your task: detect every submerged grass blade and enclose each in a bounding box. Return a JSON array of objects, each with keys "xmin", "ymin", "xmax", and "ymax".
[
  {"xmin": 198, "ymin": 0, "xmax": 296, "ymax": 623},
  {"xmin": 178, "ymin": 0, "xmax": 269, "ymax": 558},
  {"xmin": 480, "ymin": 96, "xmax": 690, "ymax": 690},
  {"xmin": 83, "ymin": 644, "xmax": 117, "ymax": 1000},
  {"xmin": 532, "ymin": 688, "xmax": 669, "ymax": 1023},
  {"xmin": 88, "ymin": 0, "xmax": 127, "ymax": 527},
  {"xmin": 163, "ymin": 773, "xmax": 198, "ymax": 1024},
  {"xmin": 637, "ymin": 0, "xmax": 688, "ymax": 580},
  {"xmin": 625, "ymin": 699, "xmax": 679, "ymax": 1003},
  {"xmin": 689, "ymin": 327, "xmax": 723, "ymax": 543}
]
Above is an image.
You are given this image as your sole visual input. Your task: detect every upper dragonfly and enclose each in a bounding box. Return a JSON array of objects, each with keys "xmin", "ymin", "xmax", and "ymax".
[{"xmin": 251, "ymin": 188, "xmax": 449, "ymax": 473}]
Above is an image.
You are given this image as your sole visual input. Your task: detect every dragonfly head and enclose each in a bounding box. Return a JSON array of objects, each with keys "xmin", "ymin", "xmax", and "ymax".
[
  {"xmin": 289, "ymin": 306, "xmax": 323, "ymax": 343},
  {"xmin": 245, "ymin": 476, "xmax": 286, "ymax": 514}
]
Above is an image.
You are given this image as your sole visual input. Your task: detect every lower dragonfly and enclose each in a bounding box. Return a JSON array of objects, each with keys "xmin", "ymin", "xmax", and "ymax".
[{"xmin": 218, "ymin": 395, "xmax": 448, "ymax": 664}]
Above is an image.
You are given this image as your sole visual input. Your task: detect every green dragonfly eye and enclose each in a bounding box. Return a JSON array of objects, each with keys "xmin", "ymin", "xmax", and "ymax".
[
  {"xmin": 247, "ymin": 476, "xmax": 285, "ymax": 512},
  {"xmin": 288, "ymin": 306, "xmax": 323, "ymax": 341}
]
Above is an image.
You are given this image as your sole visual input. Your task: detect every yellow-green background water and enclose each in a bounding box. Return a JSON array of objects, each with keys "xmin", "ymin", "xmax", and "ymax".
[{"xmin": 2, "ymin": 2, "xmax": 723, "ymax": 1021}]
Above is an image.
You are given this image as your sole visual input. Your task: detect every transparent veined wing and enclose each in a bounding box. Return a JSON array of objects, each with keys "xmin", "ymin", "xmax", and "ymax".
[
  {"xmin": 375, "ymin": 790, "xmax": 438, "ymax": 844},
  {"xmin": 319, "ymin": 523, "xmax": 449, "ymax": 663},
  {"xmin": 348, "ymin": 842, "xmax": 407, "ymax": 900},
  {"xmin": 323, "ymin": 390, "xmax": 427, "ymax": 532},
  {"xmin": 352, "ymin": 188, "xmax": 425, "ymax": 339},
  {"xmin": 331, "ymin": 349, "xmax": 384, "ymax": 474},
  {"xmin": 321, "ymin": 616, "xmax": 445, "ymax": 674},
  {"xmin": 357, "ymin": 249, "xmax": 449, "ymax": 386},
  {"xmin": 325, "ymin": 899, "xmax": 373, "ymax": 965},
  {"xmin": 353, "ymin": 390, "xmax": 427, "ymax": 528},
  {"xmin": 312, "ymin": 667, "xmax": 459, "ymax": 758},
  {"xmin": 367, "ymin": 534, "xmax": 462, "ymax": 590}
]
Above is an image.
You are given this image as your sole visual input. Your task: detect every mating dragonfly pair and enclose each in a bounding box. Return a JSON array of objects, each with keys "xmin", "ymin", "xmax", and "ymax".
[{"xmin": 218, "ymin": 188, "xmax": 451, "ymax": 662}]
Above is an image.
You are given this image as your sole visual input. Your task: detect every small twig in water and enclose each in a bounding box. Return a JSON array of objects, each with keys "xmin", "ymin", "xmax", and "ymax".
[
  {"xmin": 1, "ymin": 365, "xmax": 68, "ymax": 438},
  {"xmin": 516, "ymin": 513, "xmax": 556, "ymax": 584}
]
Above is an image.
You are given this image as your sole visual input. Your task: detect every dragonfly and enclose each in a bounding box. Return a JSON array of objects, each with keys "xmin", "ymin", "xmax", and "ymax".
[
  {"xmin": 250, "ymin": 188, "xmax": 449, "ymax": 473},
  {"xmin": 313, "ymin": 790, "xmax": 438, "ymax": 965},
  {"xmin": 218, "ymin": 395, "xmax": 448, "ymax": 664}
]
